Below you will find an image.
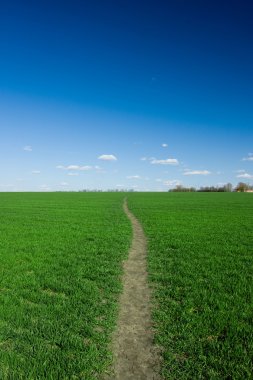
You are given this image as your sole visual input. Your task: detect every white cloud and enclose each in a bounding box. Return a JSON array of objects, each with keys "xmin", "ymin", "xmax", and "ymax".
[
  {"xmin": 183, "ymin": 170, "xmax": 211, "ymax": 176},
  {"xmin": 69, "ymin": 165, "xmax": 92, "ymax": 171},
  {"xmin": 66, "ymin": 165, "xmax": 81, "ymax": 170},
  {"xmin": 151, "ymin": 158, "xmax": 179, "ymax": 165},
  {"xmin": 0, "ymin": 184, "xmax": 14, "ymax": 188},
  {"xmin": 32, "ymin": 170, "xmax": 40, "ymax": 174},
  {"xmin": 98, "ymin": 154, "xmax": 117, "ymax": 161},
  {"xmin": 126, "ymin": 175, "xmax": 141, "ymax": 179},
  {"xmin": 67, "ymin": 172, "xmax": 79, "ymax": 176},
  {"xmin": 161, "ymin": 143, "xmax": 168, "ymax": 148},
  {"xmin": 242, "ymin": 155, "xmax": 253, "ymax": 161},
  {"xmin": 56, "ymin": 165, "xmax": 92, "ymax": 171},
  {"xmin": 23, "ymin": 145, "xmax": 32, "ymax": 151},
  {"xmin": 39, "ymin": 184, "xmax": 51, "ymax": 191},
  {"xmin": 237, "ymin": 172, "xmax": 253, "ymax": 179},
  {"xmin": 60, "ymin": 182, "xmax": 68, "ymax": 186},
  {"xmin": 163, "ymin": 179, "xmax": 181, "ymax": 187},
  {"xmin": 80, "ymin": 166, "xmax": 92, "ymax": 171},
  {"xmin": 141, "ymin": 157, "xmax": 156, "ymax": 161},
  {"xmin": 155, "ymin": 178, "xmax": 162, "ymax": 182}
]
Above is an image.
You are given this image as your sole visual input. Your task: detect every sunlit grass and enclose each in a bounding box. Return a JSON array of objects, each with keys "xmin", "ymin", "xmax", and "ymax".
[
  {"xmin": 0, "ymin": 192, "xmax": 131, "ymax": 379},
  {"xmin": 128, "ymin": 192, "xmax": 253, "ymax": 379}
]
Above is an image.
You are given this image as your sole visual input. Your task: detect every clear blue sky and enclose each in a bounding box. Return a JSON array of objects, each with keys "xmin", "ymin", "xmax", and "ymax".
[{"xmin": 1, "ymin": 0, "xmax": 252, "ymax": 191}]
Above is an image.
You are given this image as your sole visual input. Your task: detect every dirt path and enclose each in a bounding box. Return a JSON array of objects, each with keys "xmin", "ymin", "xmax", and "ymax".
[{"xmin": 108, "ymin": 199, "xmax": 161, "ymax": 380}]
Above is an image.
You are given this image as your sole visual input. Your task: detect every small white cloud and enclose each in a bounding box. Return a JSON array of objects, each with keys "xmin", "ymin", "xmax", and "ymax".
[
  {"xmin": 80, "ymin": 165, "xmax": 93, "ymax": 171},
  {"xmin": 242, "ymin": 156, "xmax": 253, "ymax": 161},
  {"xmin": 237, "ymin": 169, "xmax": 246, "ymax": 173},
  {"xmin": 69, "ymin": 165, "xmax": 92, "ymax": 171},
  {"xmin": 126, "ymin": 175, "xmax": 141, "ymax": 179},
  {"xmin": 23, "ymin": 145, "xmax": 32, "ymax": 151},
  {"xmin": 0, "ymin": 184, "xmax": 14, "ymax": 188},
  {"xmin": 161, "ymin": 143, "xmax": 168, "ymax": 148},
  {"xmin": 98, "ymin": 154, "xmax": 117, "ymax": 161},
  {"xmin": 68, "ymin": 172, "xmax": 79, "ymax": 176},
  {"xmin": 163, "ymin": 179, "xmax": 181, "ymax": 187},
  {"xmin": 141, "ymin": 156, "xmax": 157, "ymax": 162},
  {"xmin": 60, "ymin": 182, "xmax": 68, "ymax": 186},
  {"xmin": 155, "ymin": 178, "xmax": 162, "ymax": 182},
  {"xmin": 56, "ymin": 165, "xmax": 92, "ymax": 171},
  {"xmin": 183, "ymin": 170, "xmax": 211, "ymax": 176},
  {"xmin": 237, "ymin": 172, "xmax": 253, "ymax": 179},
  {"xmin": 66, "ymin": 165, "xmax": 80, "ymax": 170},
  {"xmin": 151, "ymin": 158, "xmax": 179, "ymax": 165},
  {"xmin": 39, "ymin": 184, "xmax": 51, "ymax": 191},
  {"xmin": 32, "ymin": 170, "xmax": 40, "ymax": 174}
]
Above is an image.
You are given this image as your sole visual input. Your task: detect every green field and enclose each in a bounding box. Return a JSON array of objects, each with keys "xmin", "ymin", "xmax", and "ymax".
[
  {"xmin": 0, "ymin": 193, "xmax": 131, "ymax": 379},
  {"xmin": 128, "ymin": 192, "xmax": 253, "ymax": 379},
  {"xmin": 0, "ymin": 192, "xmax": 253, "ymax": 379}
]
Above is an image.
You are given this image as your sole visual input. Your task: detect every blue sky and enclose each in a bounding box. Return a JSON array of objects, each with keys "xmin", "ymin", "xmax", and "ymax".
[{"xmin": 0, "ymin": 0, "xmax": 252, "ymax": 191}]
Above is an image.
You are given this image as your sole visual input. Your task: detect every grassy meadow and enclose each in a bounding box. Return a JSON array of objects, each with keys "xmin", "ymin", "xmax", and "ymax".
[
  {"xmin": 0, "ymin": 192, "xmax": 252, "ymax": 379},
  {"xmin": 128, "ymin": 192, "xmax": 253, "ymax": 379},
  {"xmin": 0, "ymin": 193, "xmax": 131, "ymax": 379}
]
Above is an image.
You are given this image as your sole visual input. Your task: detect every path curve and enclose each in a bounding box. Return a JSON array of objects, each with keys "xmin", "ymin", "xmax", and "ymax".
[{"xmin": 109, "ymin": 199, "xmax": 161, "ymax": 380}]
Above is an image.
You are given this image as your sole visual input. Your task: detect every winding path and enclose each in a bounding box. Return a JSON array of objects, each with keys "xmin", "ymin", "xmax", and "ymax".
[{"xmin": 109, "ymin": 199, "xmax": 161, "ymax": 380}]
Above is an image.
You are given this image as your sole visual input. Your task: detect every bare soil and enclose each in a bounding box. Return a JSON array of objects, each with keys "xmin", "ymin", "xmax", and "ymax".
[{"xmin": 106, "ymin": 199, "xmax": 161, "ymax": 379}]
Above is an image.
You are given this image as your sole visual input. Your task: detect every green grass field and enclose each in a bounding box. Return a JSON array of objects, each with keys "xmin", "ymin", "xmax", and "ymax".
[
  {"xmin": 0, "ymin": 193, "xmax": 131, "ymax": 379},
  {"xmin": 128, "ymin": 192, "xmax": 253, "ymax": 379},
  {"xmin": 0, "ymin": 192, "xmax": 252, "ymax": 379}
]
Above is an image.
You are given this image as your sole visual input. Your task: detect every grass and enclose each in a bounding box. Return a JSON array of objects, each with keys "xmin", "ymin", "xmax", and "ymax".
[
  {"xmin": 1, "ymin": 192, "xmax": 252, "ymax": 379},
  {"xmin": 0, "ymin": 192, "xmax": 131, "ymax": 379},
  {"xmin": 128, "ymin": 192, "xmax": 253, "ymax": 379}
]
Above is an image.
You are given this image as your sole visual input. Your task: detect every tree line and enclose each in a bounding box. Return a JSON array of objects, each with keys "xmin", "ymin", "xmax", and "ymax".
[{"xmin": 169, "ymin": 182, "xmax": 253, "ymax": 192}]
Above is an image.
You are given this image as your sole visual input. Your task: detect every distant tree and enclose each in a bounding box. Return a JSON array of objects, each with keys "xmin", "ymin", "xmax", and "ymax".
[
  {"xmin": 174, "ymin": 185, "xmax": 183, "ymax": 192},
  {"xmin": 198, "ymin": 183, "xmax": 233, "ymax": 192},
  {"xmin": 198, "ymin": 186, "xmax": 216, "ymax": 192},
  {"xmin": 235, "ymin": 182, "xmax": 249, "ymax": 192},
  {"xmin": 170, "ymin": 185, "xmax": 196, "ymax": 192},
  {"xmin": 216, "ymin": 183, "xmax": 233, "ymax": 192},
  {"xmin": 224, "ymin": 183, "xmax": 233, "ymax": 192}
]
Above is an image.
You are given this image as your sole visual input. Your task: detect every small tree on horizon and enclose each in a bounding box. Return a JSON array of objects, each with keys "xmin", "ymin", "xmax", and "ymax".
[{"xmin": 235, "ymin": 182, "xmax": 249, "ymax": 192}]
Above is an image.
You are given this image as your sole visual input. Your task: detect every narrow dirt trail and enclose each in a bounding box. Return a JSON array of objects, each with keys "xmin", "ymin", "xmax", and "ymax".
[{"xmin": 109, "ymin": 199, "xmax": 161, "ymax": 380}]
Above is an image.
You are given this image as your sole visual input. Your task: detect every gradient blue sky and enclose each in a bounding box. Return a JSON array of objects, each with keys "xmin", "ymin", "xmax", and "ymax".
[{"xmin": 1, "ymin": 0, "xmax": 252, "ymax": 191}]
